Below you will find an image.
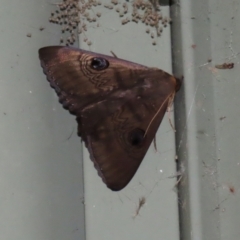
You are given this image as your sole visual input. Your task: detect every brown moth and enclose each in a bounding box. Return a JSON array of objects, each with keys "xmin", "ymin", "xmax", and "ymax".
[{"xmin": 38, "ymin": 46, "xmax": 181, "ymax": 191}]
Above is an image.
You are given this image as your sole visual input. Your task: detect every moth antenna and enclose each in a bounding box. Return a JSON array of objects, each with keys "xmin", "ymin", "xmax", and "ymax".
[
  {"xmin": 167, "ymin": 93, "xmax": 176, "ymax": 132},
  {"xmin": 144, "ymin": 93, "xmax": 173, "ymax": 138}
]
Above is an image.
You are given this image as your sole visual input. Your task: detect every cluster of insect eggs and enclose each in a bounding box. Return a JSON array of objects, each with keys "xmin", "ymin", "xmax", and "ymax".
[
  {"xmin": 134, "ymin": 1, "xmax": 172, "ymax": 44},
  {"xmin": 106, "ymin": 0, "xmax": 172, "ymax": 44},
  {"xmin": 48, "ymin": 0, "xmax": 171, "ymax": 46},
  {"xmin": 49, "ymin": 0, "xmax": 102, "ymax": 46}
]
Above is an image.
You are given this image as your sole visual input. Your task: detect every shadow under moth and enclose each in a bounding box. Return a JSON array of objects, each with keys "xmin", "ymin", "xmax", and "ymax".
[{"xmin": 38, "ymin": 46, "xmax": 181, "ymax": 191}]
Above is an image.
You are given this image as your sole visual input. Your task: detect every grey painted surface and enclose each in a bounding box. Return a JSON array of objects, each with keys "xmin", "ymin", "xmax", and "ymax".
[
  {"xmin": 3, "ymin": 0, "xmax": 239, "ymax": 240},
  {"xmin": 80, "ymin": 2, "xmax": 180, "ymax": 240},
  {"xmin": 172, "ymin": 0, "xmax": 240, "ymax": 240},
  {"xmin": 0, "ymin": 1, "xmax": 85, "ymax": 240}
]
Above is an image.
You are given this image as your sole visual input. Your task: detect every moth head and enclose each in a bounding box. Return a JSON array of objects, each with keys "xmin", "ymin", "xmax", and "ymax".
[
  {"xmin": 175, "ymin": 76, "xmax": 183, "ymax": 92},
  {"xmin": 90, "ymin": 57, "xmax": 109, "ymax": 70}
]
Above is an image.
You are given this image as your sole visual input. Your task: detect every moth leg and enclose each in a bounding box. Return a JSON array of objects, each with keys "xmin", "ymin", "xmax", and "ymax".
[
  {"xmin": 167, "ymin": 109, "xmax": 176, "ymax": 132},
  {"xmin": 167, "ymin": 95, "xmax": 176, "ymax": 132},
  {"xmin": 153, "ymin": 136, "xmax": 158, "ymax": 152}
]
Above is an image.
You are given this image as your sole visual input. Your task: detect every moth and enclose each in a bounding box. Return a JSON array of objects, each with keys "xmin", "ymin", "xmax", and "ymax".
[{"xmin": 38, "ymin": 46, "xmax": 181, "ymax": 191}]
